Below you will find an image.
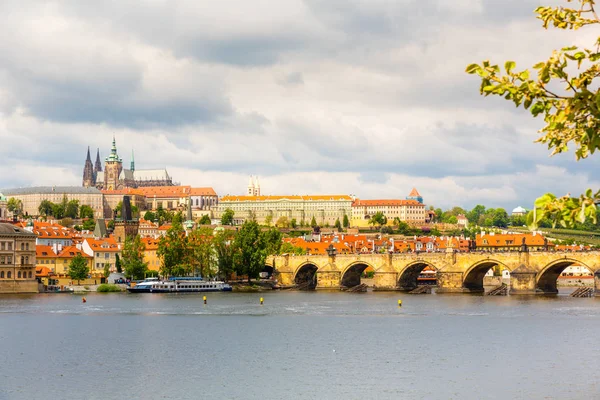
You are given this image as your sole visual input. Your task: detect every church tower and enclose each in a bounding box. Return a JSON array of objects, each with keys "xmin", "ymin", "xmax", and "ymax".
[
  {"xmin": 254, "ymin": 176, "xmax": 260, "ymax": 196},
  {"xmin": 104, "ymin": 137, "xmax": 123, "ymax": 190},
  {"xmin": 94, "ymin": 148, "xmax": 102, "ymax": 173},
  {"xmin": 82, "ymin": 147, "xmax": 95, "ymax": 187},
  {"xmin": 247, "ymin": 176, "xmax": 255, "ymax": 196}
]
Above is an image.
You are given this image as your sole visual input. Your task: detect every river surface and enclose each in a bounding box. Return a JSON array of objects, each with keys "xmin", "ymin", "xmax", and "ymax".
[{"xmin": 1, "ymin": 290, "xmax": 599, "ymax": 400}]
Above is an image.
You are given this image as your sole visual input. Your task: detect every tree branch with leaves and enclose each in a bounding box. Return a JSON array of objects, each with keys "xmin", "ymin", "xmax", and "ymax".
[{"xmin": 467, "ymin": 0, "xmax": 600, "ymax": 228}]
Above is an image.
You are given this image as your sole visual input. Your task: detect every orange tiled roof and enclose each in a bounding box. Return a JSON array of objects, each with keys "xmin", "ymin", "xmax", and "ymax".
[
  {"xmin": 189, "ymin": 187, "xmax": 217, "ymax": 196},
  {"xmin": 36, "ymin": 245, "xmax": 56, "ymax": 258},
  {"xmin": 85, "ymin": 237, "xmax": 120, "ymax": 252},
  {"xmin": 352, "ymin": 199, "xmax": 424, "ymax": 207},
  {"xmin": 101, "ymin": 188, "xmax": 145, "ymax": 196},
  {"xmin": 35, "ymin": 266, "xmax": 53, "ymax": 277},
  {"xmin": 408, "ymin": 188, "xmax": 421, "ymax": 197},
  {"xmin": 476, "ymin": 233, "xmax": 550, "ymax": 247},
  {"xmin": 136, "ymin": 186, "xmax": 192, "ymax": 198},
  {"xmin": 220, "ymin": 195, "xmax": 353, "ymax": 202},
  {"xmin": 57, "ymin": 246, "xmax": 92, "ymax": 259},
  {"xmin": 141, "ymin": 237, "xmax": 160, "ymax": 250}
]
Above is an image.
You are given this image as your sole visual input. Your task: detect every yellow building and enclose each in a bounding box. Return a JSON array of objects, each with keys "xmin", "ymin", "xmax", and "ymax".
[
  {"xmin": 0, "ymin": 223, "xmax": 37, "ymax": 293},
  {"xmin": 2, "ymin": 186, "xmax": 104, "ymax": 218},
  {"xmin": 141, "ymin": 237, "xmax": 161, "ymax": 271},
  {"xmin": 351, "ymin": 199, "xmax": 427, "ymax": 227},
  {"xmin": 36, "ymin": 245, "xmax": 94, "ymax": 276},
  {"xmin": 215, "ymin": 195, "xmax": 353, "ymax": 226},
  {"xmin": 81, "ymin": 237, "xmax": 122, "ymax": 274}
]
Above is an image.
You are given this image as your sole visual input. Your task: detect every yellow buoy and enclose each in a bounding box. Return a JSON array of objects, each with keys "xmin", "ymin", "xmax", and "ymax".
[
  {"xmin": 203, "ymin": 295, "xmax": 207, "ymax": 305},
  {"xmin": 397, "ymin": 299, "xmax": 402, "ymax": 307},
  {"xmin": 260, "ymin": 297, "xmax": 264, "ymax": 305}
]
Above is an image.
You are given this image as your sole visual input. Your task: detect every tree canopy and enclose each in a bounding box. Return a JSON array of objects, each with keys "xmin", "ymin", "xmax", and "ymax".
[
  {"xmin": 467, "ymin": 0, "xmax": 600, "ymax": 228},
  {"xmin": 221, "ymin": 208, "xmax": 234, "ymax": 225},
  {"xmin": 68, "ymin": 254, "xmax": 89, "ymax": 283},
  {"xmin": 121, "ymin": 235, "xmax": 148, "ymax": 280}
]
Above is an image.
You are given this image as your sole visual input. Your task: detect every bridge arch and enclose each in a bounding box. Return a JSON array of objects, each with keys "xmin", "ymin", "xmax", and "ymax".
[
  {"xmin": 398, "ymin": 261, "xmax": 439, "ymax": 291},
  {"xmin": 463, "ymin": 259, "xmax": 512, "ymax": 292},
  {"xmin": 536, "ymin": 258, "xmax": 594, "ymax": 294},
  {"xmin": 294, "ymin": 262, "xmax": 319, "ymax": 290},
  {"xmin": 340, "ymin": 261, "xmax": 375, "ymax": 288}
]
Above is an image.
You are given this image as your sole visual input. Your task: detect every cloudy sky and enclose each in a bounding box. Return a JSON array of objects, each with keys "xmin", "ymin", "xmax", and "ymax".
[{"xmin": 1, "ymin": 0, "xmax": 598, "ymax": 210}]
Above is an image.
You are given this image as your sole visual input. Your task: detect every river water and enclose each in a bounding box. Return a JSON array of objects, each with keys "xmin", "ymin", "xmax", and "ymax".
[{"xmin": 1, "ymin": 291, "xmax": 599, "ymax": 400}]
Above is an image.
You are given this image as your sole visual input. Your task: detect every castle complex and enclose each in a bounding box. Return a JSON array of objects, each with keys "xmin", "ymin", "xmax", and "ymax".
[{"xmin": 82, "ymin": 138, "xmax": 173, "ymax": 190}]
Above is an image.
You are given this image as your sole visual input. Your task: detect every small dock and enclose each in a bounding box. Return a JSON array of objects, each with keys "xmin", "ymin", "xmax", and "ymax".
[
  {"xmin": 570, "ymin": 287, "xmax": 595, "ymax": 297},
  {"xmin": 486, "ymin": 284, "xmax": 508, "ymax": 296}
]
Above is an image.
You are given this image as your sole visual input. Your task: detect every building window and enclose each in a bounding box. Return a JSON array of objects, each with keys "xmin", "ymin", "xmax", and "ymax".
[
  {"xmin": 25, "ymin": 256, "xmax": 29, "ymax": 264},
  {"xmin": 0, "ymin": 271, "xmax": 3, "ymax": 278},
  {"xmin": 17, "ymin": 271, "xmax": 21, "ymax": 278},
  {"xmin": 0, "ymin": 242, "xmax": 4, "ymax": 251},
  {"xmin": 29, "ymin": 271, "xmax": 32, "ymax": 279},
  {"xmin": 25, "ymin": 243, "xmax": 29, "ymax": 251},
  {"xmin": 7, "ymin": 242, "xmax": 12, "ymax": 250},
  {"xmin": 7, "ymin": 271, "xmax": 11, "ymax": 278},
  {"xmin": 7, "ymin": 256, "xmax": 12, "ymax": 264},
  {"xmin": 21, "ymin": 243, "xmax": 24, "ymax": 251},
  {"xmin": 20, "ymin": 256, "xmax": 24, "ymax": 265}
]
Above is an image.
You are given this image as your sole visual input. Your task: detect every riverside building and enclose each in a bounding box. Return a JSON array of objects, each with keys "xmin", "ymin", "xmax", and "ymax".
[
  {"xmin": 1, "ymin": 186, "xmax": 104, "ymax": 219},
  {"xmin": 0, "ymin": 223, "xmax": 37, "ymax": 293},
  {"xmin": 215, "ymin": 195, "xmax": 353, "ymax": 226},
  {"xmin": 351, "ymin": 188, "xmax": 428, "ymax": 227}
]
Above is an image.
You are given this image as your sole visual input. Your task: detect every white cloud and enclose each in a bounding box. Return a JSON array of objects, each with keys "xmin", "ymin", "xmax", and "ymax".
[{"xmin": 0, "ymin": 0, "xmax": 597, "ymax": 211}]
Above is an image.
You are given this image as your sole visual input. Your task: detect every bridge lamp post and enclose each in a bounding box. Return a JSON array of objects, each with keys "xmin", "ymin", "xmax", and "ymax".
[{"xmin": 326, "ymin": 244, "xmax": 337, "ymax": 258}]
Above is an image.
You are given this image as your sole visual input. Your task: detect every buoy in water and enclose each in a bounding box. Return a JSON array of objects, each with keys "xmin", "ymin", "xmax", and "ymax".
[
  {"xmin": 203, "ymin": 295, "xmax": 207, "ymax": 305},
  {"xmin": 397, "ymin": 299, "xmax": 402, "ymax": 307},
  {"xmin": 260, "ymin": 297, "xmax": 264, "ymax": 305},
  {"xmin": 82, "ymin": 297, "xmax": 87, "ymax": 303}
]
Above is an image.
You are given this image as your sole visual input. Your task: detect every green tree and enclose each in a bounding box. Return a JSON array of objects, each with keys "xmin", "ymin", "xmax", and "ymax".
[
  {"xmin": 7, "ymin": 198, "xmax": 22, "ymax": 216},
  {"xmin": 275, "ymin": 216, "xmax": 289, "ymax": 228},
  {"xmin": 492, "ymin": 208, "xmax": 509, "ymax": 228},
  {"xmin": 221, "ymin": 208, "xmax": 234, "ymax": 225},
  {"xmin": 38, "ymin": 200, "xmax": 54, "ymax": 216},
  {"xmin": 447, "ymin": 215, "xmax": 458, "ymax": 224},
  {"xmin": 68, "ymin": 254, "xmax": 89, "ymax": 284},
  {"xmin": 213, "ymin": 229, "xmax": 236, "ymax": 281},
  {"xmin": 310, "ymin": 216, "xmax": 317, "ymax": 227},
  {"xmin": 264, "ymin": 213, "xmax": 273, "ymax": 227},
  {"xmin": 280, "ymin": 242, "xmax": 307, "ymax": 255},
  {"xmin": 79, "ymin": 204, "xmax": 94, "ymax": 219},
  {"xmin": 115, "ymin": 253, "xmax": 122, "ymax": 273},
  {"xmin": 290, "ymin": 218, "xmax": 297, "ymax": 229},
  {"xmin": 51, "ymin": 204, "xmax": 65, "ymax": 219},
  {"xmin": 334, "ymin": 218, "xmax": 342, "ymax": 232},
  {"xmin": 143, "ymin": 211, "xmax": 156, "ymax": 222},
  {"xmin": 65, "ymin": 200, "xmax": 79, "ymax": 219},
  {"xmin": 343, "ymin": 214, "xmax": 350, "ymax": 228},
  {"xmin": 103, "ymin": 263, "xmax": 111, "ymax": 279},
  {"xmin": 467, "ymin": 205, "xmax": 486, "ymax": 225},
  {"xmin": 157, "ymin": 221, "xmax": 187, "ymax": 277},
  {"xmin": 369, "ymin": 212, "xmax": 387, "ymax": 228},
  {"xmin": 467, "ymin": 0, "xmax": 600, "ymax": 228},
  {"xmin": 82, "ymin": 219, "xmax": 95, "ymax": 231},
  {"xmin": 199, "ymin": 214, "xmax": 211, "ymax": 225},
  {"xmin": 187, "ymin": 227, "xmax": 216, "ymax": 277},
  {"xmin": 121, "ymin": 235, "xmax": 148, "ymax": 280},
  {"xmin": 233, "ymin": 220, "xmax": 267, "ymax": 283},
  {"xmin": 262, "ymin": 227, "xmax": 282, "ymax": 255}
]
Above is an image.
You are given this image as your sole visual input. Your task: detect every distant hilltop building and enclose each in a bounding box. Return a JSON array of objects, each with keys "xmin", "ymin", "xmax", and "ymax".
[
  {"xmin": 82, "ymin": 137, "xmax": 174, "ymax": 190},
  {"xmin": 512, "ymin": 206, "xmax": 527, "ymax": 217},
  {"xmin": 351, "ymin": 188, "xmax": 428, "ymax": 227},
  {"xmin": 247, "ymin": 176, "xmax": 261, "ymax": 196}
]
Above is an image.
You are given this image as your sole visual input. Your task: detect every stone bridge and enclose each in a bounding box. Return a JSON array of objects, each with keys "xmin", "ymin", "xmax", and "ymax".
[{"xmin": 266, "ymin": 251, "xmax": 600, "ymax": 294}]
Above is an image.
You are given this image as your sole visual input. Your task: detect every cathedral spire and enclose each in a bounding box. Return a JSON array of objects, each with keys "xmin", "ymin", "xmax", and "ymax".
[
  {"xmin": 82, "ymin": 146, "xmax": 94, "ymax": 187},
  {"xmin": 130, "ymin": 149, "xmax": 135, "ymax": 172},
  {"xmin": 94, "ymin": 148, "xmax": 102, "ymax": 172}
]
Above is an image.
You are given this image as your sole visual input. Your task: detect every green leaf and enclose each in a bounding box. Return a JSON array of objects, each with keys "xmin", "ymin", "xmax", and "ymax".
[
  {"xmin": 505, "ymin": 61, "xmax": 516, "ymax": 74},
  {"xmin": 465, "ymin": 64, "xmax": 482, "ymax": 74}
]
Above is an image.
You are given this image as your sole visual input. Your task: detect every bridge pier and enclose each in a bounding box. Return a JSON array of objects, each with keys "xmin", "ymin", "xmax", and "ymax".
[
  {"xmin": 435, "ymin": 272, "xmax": 475, "ymax": 293},
  {"xmin": 316, "ymin": 270, "xmax": 341, "ymax": 289},
  {"xmin": 373, "ymin": 272, "xmax": 398, "ymax": 291},
  {"xmin": 509, "ymin": 265, "xmax": 537, "ymax": 295},
  {"xmin": 595, "ymin": 271, "xmax": 600, "ymax": 297}
]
